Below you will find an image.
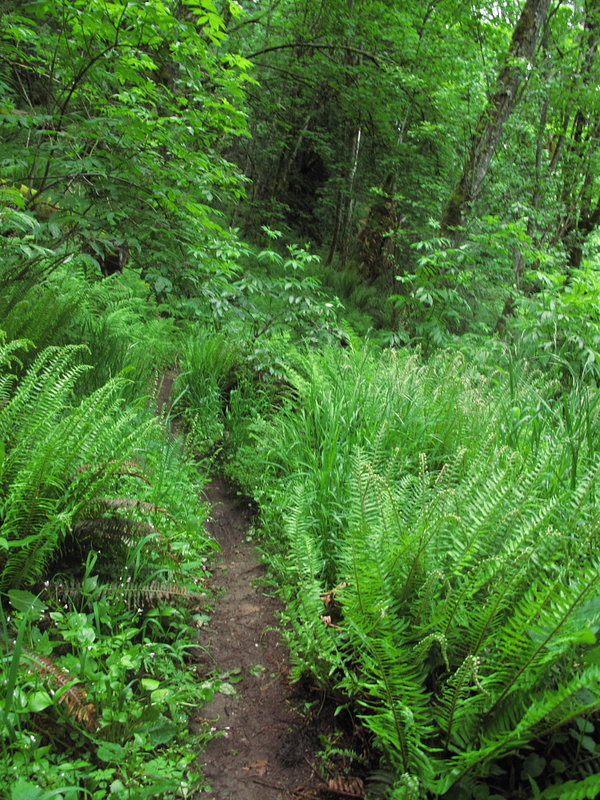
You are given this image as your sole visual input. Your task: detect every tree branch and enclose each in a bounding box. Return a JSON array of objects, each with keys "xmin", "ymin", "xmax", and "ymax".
[{"xmin": 246, "ymin": 41, "xmax": 381, "ymax": 67}]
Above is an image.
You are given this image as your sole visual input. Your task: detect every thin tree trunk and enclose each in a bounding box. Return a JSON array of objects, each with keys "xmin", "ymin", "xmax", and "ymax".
[
  {"xmin": 326, "ymin": 186, "xmax": 344, "ymax": 266},
  {"xmin": 560, "ymin": 7, "xmax": 600, "ymax": 274},
  {"xmin": 441, "ymin": 0, "xmax": 550, "ymax": 238},
  {"xmin": 338, "ymin": 125, "xmax": 362, "ymax": 269}
]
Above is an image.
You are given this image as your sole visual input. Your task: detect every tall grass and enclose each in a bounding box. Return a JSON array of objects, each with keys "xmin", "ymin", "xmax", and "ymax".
[{"xmin": 170, "ymin": 328, "xmax": 244, "ymax": 453}]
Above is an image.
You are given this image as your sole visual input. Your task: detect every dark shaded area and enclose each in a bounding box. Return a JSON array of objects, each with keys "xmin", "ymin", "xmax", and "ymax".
[{"xmin": 282, "ymin": 148, "xmax": 329, "ymax": 242}]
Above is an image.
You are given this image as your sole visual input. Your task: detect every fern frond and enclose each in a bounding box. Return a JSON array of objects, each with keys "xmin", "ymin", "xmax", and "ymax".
[
  {"xmin": 76, "ymin": 460, "xmax": 151, "ymax": 484},
  {"xmin": 343, "ymin": 613, "xmax": 434, "ymax": 776},
  {"xmin": 72, "ymin": 516, "xmax": 154, "ymax": 542},
  {"xmin": 434, "ymin": 654, "xmax": 488, "ymax": 752},
  {"xmin": 19, "ymin": 648, "xmax": 98, "ymax": 731},
  {"xmin": 95, "ymin": 498, "xmax": 177, "ymax": 523},
  {"xmin": 538, "ymin": 772, "xmax": 600, "ymax": 800},
  {"xmin": 128, "ymin": 580, "xmax": 206, "ymax": 607},
  {"xmin": 485, "ymin": 565, "xmax": 600, "ymax": 710},
  {"xmin": 280, "ymin": 482, "xmax": 342, "ymax": 683},
  {"xmin": 48, "ymin": 579, "xmax": 205, "ymax": 610},
  {"xmin": 0, "ymin": 338, "xmax": 28, "ymax": 403},
  {"xmin": 0, "ymin": 344, "xmax": 91, "ymax": 445}
]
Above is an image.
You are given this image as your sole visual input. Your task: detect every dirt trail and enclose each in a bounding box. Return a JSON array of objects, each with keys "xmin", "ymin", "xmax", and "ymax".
[{"xmin": 196, "ymin": 478, "xmax": 321, "ymax": 800}]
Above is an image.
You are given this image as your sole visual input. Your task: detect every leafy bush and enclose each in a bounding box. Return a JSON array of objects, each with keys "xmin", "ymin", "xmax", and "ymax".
[
  {"xmin": 390, "ymin": 216, "xmax": 541, "ymax": 350},
  {"xmin": 170, "ymin": 236, "xmax": 348, "ymax": 457},
  {"xmin": 196, "ymin": 231, "xmax": 343, "ymax": 343},
  {"xmin": 511, "ymin": 267, "xmax": 600, "ymax": 384}
]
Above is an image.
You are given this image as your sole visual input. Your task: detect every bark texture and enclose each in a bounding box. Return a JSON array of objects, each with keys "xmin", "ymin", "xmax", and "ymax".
[{"xmin": 441, "ymin": 0, "xmax": 550, "ymax": 237}]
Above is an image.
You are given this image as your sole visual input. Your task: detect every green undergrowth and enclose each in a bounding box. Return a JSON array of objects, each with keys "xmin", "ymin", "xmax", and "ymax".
[
  {"xmin": 0, "ymin": 231, "xmax": 356, "ymax": 797},
  {"xmin": 0, "ymin": 336, "xmax": 223, "ymax": 799},
  {"xmin": 0, "ymin": 261, "xmax": 180, "ymax": 402},
  {"xmin": 207, "ymin": 340, "xmax": 600, "ymax": 800},
  {"xmin": 5, "ymin": 218, "xmax": 600, "ymax": 799}
]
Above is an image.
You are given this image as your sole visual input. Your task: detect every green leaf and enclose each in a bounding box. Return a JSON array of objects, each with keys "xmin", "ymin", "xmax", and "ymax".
[
  {"xmin": 522, "ymin": 753, "xmax": 546, "ymax": 779},
  {"xmin": 575, "ymin": 717, "xmax": 594, "ymax": 733},
  {"xmin": 583, "ymin": 646, "xmax": 600, "ymax": 665},
  {"xmin": 147, "ymin": 718, "xmax": 180, "ymax": 746},
  {"xmin": 8, "ymin": 590, "xmax": 46, "ymax": 615},
  {"xmin": 97, "ymin": 741, "xmax": 127, "ymax": 762},
  {"xmin": 27, "ymin": 690, "xmax": 53, "ymax": 712},
  {"xmin": 580, "ymin": 735, "xmax": 597, "ymax": 753},
  {"xmin": 154, "ymin": 276, "xmax": 173, "ymax": 294},
  {"xmin": 150, "ymin": 687, "xmax": 171, "ymax": 703},
  {"xmin": 11, "ymin": 779, "xmax": 42, "ymax": 800},
  {"xmin": 571, "ymin": 628, "xmax": 596, "ymax": 644}
]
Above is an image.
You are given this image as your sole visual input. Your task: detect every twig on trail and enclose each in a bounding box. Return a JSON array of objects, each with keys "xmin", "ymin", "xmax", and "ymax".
[
  {"xmin": 305, "ymin": 754, "xmax": 328, "ymax": 785},
  {"xmin": 240, "ymin": 563, "xmax": 263, "ymax": 575},
  {"xmin": 251, "ymin": 777, "xmax": 319, "ymax": 798}
]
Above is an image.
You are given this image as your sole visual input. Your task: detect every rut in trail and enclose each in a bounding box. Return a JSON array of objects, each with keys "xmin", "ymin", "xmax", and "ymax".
[{"xmin": 196, "ymin": 478, "xmax": 321, "ymax": 800}]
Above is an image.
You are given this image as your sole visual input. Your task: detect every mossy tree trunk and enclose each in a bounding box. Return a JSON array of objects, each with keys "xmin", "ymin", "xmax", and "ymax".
[{"xmin": 441, "ymin": 0, "xmax": 550, "ymax": 239}]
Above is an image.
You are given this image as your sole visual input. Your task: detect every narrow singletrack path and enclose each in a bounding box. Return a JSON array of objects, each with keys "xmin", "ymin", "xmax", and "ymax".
[{"xmin": 197, "ymin": 478, "xmax": 321, "ymax": 800}]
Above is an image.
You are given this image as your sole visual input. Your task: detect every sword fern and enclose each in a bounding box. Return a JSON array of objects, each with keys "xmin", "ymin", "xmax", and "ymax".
[{"xmin": 0, "ymin": 340, "xmax": 154, "ymax": 590}]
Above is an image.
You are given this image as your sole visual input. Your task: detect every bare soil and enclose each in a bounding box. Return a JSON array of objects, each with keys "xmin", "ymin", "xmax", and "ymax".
[{"xmin": 195, "ymin": 478, "xmax": 323, "ymax": 800}]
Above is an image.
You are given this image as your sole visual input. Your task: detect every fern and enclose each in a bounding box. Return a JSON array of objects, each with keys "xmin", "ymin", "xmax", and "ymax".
[
  {"xmin": 48, "ymin": 579, "xmax": 206, "ymax": 610},
  {"xmin": 18, "ymin": 647, "xmax": 98, "ymax": 731},
  {"xmin": 94, "ymin": 497, "xmax": 177, "ymax": 522},
  {"xmin": 72, "ymin": 515, "xmax": 154, "ymax": 543},
  {"xmin": 0, "ymin": 342, "xmax": 155, "ymax": 590},
  {"xmin": 537, "ymin": 772, "xmax": 600, "ymax": 800},
  {"xmin": 255, "ymin": 346, "xmax": 600, "ymax": 795},
  {"xmin": 334, "ymin": 444, "xmax": 600, "ymax": 793}
]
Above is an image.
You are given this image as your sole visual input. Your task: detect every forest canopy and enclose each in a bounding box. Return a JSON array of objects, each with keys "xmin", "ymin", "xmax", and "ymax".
[{"xmin": 3, "ymin": 0, "xmax": 600, "ymax": 362}]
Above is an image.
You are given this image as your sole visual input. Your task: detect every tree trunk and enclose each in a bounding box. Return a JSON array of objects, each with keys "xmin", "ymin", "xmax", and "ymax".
[
  {"xmin": 338, "ymin": 125, "xmax": 362, "ymax": 269},
  {"xmin": 441, "ymin": 0, "xmax": 550, "ymax": 238},
  {"xmin": 560, "ymin": 6, "xmax": 600, "ymax": 274}
]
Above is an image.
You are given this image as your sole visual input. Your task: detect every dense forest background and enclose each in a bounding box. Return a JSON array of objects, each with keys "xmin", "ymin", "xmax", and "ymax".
[{"xmin": 3, "ymin": 1, "xmax": 600, "ymax": 799}]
